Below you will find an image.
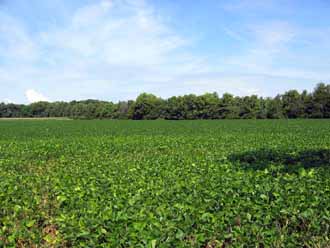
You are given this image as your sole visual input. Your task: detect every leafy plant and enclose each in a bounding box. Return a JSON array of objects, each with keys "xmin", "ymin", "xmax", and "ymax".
[{"xmin": 0, "ymin": 119, "xmax": 330, "ymax": 247}]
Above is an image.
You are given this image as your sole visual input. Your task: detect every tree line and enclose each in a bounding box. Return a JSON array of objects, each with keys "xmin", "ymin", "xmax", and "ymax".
[{"xmin": 1, "ymin": 83, "xmax": 330, "ymax": 119}]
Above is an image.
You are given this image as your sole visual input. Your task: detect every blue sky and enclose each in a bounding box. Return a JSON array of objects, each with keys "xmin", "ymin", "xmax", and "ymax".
[{"xmin": 0, "ymin": 0, "xmax": 329, "ymax": 103}]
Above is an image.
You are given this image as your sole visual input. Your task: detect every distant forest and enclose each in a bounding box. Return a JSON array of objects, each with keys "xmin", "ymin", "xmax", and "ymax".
[{"xmin": 1, "ymin": 83, "xmax": 330, "ymax": 120}]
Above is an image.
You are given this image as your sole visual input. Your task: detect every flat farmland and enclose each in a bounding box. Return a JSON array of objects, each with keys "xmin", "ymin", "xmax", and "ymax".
[{"xmin": 0, "ymin": 120, "xmax": 330, "ymax": 247}]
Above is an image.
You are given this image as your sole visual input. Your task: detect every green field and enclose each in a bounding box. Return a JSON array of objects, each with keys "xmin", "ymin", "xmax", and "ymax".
[{"xmin": 1, "ymin": 120, "xmax": 330, "ymax": 247}]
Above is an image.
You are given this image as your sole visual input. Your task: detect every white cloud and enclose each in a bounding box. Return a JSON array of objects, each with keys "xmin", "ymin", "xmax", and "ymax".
[
  {"xmin": 3, "ymin": 98, "xmax": 14, "ymax": 104},
  {"xmin": 0, "ymin": 0, "xmax": 207, "ymax": 102},
  {"xmin": 224, "ymin": 21, "xmax": 297, "ymax": 75},
  {"xmin": 0, "ymin": 0, "xmax": 329, "ymax": 103},
  {"xmin": 0, "ymin": 13, "xmax": 39, "ymax": 63},
  {"xmin": 40, "ymin": 0, "xmax": 187, "ymax": 66},
  {"xmin": 252, "ymin": 21, "xmax": 296, "ymax": 50},
  {"xmin": 25, "ymin": 89, "xmax": 49, "ymax": 103}
]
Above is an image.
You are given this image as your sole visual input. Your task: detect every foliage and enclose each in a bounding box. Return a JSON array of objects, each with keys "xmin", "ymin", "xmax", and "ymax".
[
  {"xmin": 0, "ymin": 120, "xmax": 330, "ymax": 247},
  {"xmin": 1, "ymin": 83, "xmax": 330, "ymax": 120}
]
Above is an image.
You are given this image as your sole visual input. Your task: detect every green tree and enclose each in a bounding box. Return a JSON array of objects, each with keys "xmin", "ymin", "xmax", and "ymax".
[
  {"xmin": 266, "ymin": 96, "xmax": 284, "ymax": 119},
  {"xmin": 219, "ymin": 93, "xmax": 240, "ymax": 119},
  {"xmin": 164, "ymin": 96, "xmax": 186, "ymax": 120},
  {"xmin": 239, "ymin": 95, "xmax": 261, "ymax": 119},
  {"xmin": 29, "ymin": 102, "xmax": 50, "ymax": 117},
  {"xmin": 311, "ymin": 83, "xmax": 330, "ymax": 118},
  {"xmin": 197, "ymin": 92, "xmax": 220, "ymax": 119},
  {"xmin": 282, "ymin": 90, "xmax": 305, "ymax": 118},
  {"xmin": 129, "ymin": 93, "xmax": 164, "ymax": 120}
]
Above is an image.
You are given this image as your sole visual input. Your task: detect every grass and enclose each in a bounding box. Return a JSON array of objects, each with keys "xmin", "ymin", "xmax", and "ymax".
[{"xmin": 0, "ymin": 120, "xmax": 330, "ymax": 247}]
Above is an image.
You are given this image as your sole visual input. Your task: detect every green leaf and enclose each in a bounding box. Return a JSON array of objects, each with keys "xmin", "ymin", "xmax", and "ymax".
[
  {"xmin": 151, "ymin": 239, "xmax": 157, "ymax": 248},
  {"xmin": 26, "ymin": 220, "xmax": 35, "ymax": 228},
  {"xmin": 176, "ymin": 229, "xmax": 185, "ymax": 240}
]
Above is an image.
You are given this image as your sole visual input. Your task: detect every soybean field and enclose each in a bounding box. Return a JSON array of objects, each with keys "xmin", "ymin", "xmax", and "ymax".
[{"xmin": 1, "ymin": 120, "xmax": 330, "ymax": 247}]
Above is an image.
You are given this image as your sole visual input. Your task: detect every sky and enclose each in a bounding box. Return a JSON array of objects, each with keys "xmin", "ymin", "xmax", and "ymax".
[{"xmin": 0, "ymin": 0, "xmax": 330, "ymax": 103}]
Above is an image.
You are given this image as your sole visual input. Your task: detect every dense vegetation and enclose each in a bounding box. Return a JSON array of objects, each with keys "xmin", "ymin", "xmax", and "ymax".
[
  {"xmin": 1, "ymin": 83, "xmax": 330, "ymax": 120},
  {"xmin": 0, "ymin": 120, "xmax": 330, "ymax": 247}
]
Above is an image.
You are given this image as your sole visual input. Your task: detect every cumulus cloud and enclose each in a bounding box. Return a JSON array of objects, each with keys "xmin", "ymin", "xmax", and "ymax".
[{"xmin": 25, "ymin": 89, "xmax": 49, "ymax": 103}]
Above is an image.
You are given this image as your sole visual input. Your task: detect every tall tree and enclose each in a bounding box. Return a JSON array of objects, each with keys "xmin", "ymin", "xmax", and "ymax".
[
  {"xmin": 266, "ymin": 96, "xmax": 284, "ymax": 119},
  {"xmin": 311, "ymin": 83, "xmax": 330, "ymax": 118},
  {"xmin": 219, "ymin": 93, "xmax": 240, "ymax": 119},
  {"xmin": 129, "ymin": 93, "xmax": 164, "ymax": 120},
  {"xmin": 239, "ymin": 95, "xmax": 261, "ymax": 119},
  {"xmin": 282, "ymin": 90, "xmax": 305, "ymax": 118}
]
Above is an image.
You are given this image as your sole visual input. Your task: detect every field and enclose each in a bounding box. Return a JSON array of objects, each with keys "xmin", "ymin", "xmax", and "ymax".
[{"xmin": 1, "ymin": 120, "xmax": 330, "ymax": 247}]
